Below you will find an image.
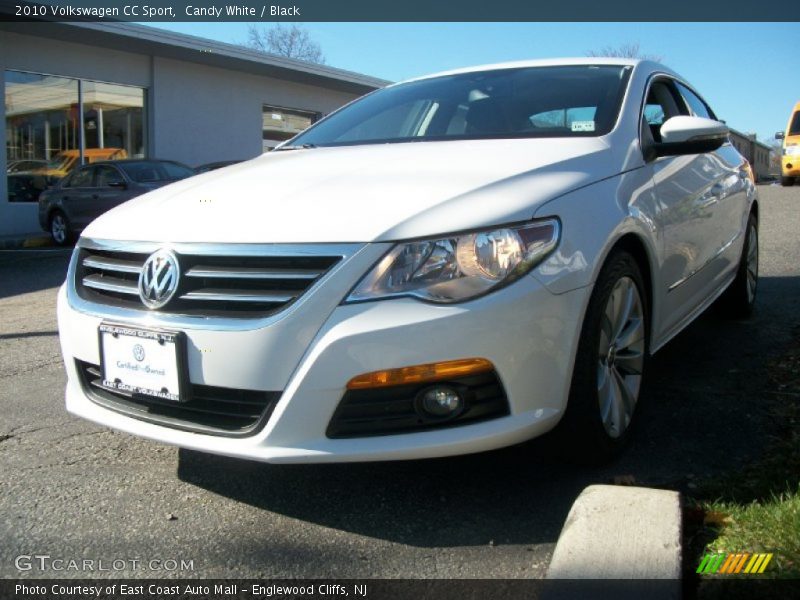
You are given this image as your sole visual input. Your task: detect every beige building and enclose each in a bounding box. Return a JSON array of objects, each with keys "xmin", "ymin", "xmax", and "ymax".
[
  {"xmin": 728, "ymin": 128, "xmax": 773, "ymax": 182},
  {"xmin": 1, "ymin": 21, "xmax": 387, "ymax": 236}
]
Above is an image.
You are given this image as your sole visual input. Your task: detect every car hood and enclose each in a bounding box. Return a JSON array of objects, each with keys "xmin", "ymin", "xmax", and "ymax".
[{"xmin": 83, "ymin": 139, "xmax": 616, "ymax": 243}]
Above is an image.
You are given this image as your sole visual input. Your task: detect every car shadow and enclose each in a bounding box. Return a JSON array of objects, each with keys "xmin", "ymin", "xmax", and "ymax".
[
  {"xmin": 177, "ymin": 274, "xmax": 798, "ymax": 548},
  {"xmin": 178, "ymin": 438, "xmax": 586, "ymax": 547}
]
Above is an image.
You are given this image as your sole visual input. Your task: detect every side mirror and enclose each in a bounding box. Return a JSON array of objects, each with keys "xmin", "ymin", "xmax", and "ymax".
[
  {"xmin": 655, "ymin": 116, "xmax": 729, "ymax": 157},
  {"xmin": 775, "ymin": 131, "xmax": 785, "ymax": 140}
]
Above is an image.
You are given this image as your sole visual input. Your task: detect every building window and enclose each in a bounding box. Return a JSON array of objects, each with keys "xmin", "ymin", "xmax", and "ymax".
[
  {"xmin": 81, "ymin": 80, "xmax": 145, "ymax": 160},
  {"xmin": 262, "ymin": 104, "xmax": 319, "ymax": 152},
  {"xmin": 5, "ymin": 70, "xmax": 145, "ymax": 203}
]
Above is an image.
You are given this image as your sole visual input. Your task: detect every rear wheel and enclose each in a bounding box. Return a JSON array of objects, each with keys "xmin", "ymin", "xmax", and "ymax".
[
  {"xmin": 717, "ymin": 213, "xmax": 758, "ymax": 318},
  {"xmin": 556, "ymin": 251, "xmax": 648, "ymax": 464},
  {"xmin": 781, "ymin": 176, "xmax": 795, "ymax": 187},
  {"xmin": 49, "ymin": 211, "xmax": 74, "ymax": 246}
]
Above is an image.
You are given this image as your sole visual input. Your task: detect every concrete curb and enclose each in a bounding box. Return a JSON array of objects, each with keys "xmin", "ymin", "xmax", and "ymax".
[
  {"xmin": 0, "ymin": 233, "xmax": 52, "ymax": 250},
  {"xmin": 546, "ymin": 485, "xmax": 682, "ymax": 597}
]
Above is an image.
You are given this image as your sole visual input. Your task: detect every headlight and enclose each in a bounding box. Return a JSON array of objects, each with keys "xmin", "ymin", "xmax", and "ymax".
[
  {"xmin": 784, "ymin": 145, "xmax": 800, "ymax": 156},
  {"xmin": 346, "ymin": 219, "xmax": 560, "ymax": 304}
]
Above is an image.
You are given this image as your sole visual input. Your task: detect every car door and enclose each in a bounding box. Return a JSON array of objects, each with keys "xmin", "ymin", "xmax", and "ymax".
[
  {"xmin": 93, "ymin": 165, "xmax": 137, "ymax": 216},
  {"xmin": 673, "ymin": 82, "xmax": 750, "ymax": 272},
  {"xmin": 645, "ymin": 78, "xmax": 732, "ymax": 336},
  {"xmin": 58, "ymin": 166, "xmax": 96, "ymax": 228}
]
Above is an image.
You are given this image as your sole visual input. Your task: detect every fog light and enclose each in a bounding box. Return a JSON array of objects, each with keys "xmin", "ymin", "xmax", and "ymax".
[{"xmin": 419, "ymin": 385, "xmax": 464, "ymax": 418}]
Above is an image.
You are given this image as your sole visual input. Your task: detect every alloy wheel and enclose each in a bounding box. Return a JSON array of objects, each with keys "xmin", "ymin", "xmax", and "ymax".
[
  {"xmin": 597, "ymin": 276, "xmax": 645, "ymax": 438},
  {"xmin": 51, "ymin": 214, "xmax": 67, "ymax": 244}
]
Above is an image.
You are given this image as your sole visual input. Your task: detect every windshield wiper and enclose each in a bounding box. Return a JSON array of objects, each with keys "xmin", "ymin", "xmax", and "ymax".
[{"xmin": 274, "ymin": 143, "xmax": 317, "ymax": 151}]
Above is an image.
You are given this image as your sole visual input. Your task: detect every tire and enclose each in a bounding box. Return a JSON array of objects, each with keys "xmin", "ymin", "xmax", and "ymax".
[
  {"xmin": 49, "ymin": 210, "xmax": 74, "ymax": 246},
  {"xmin": 717, "ymin": 213, "xmax": 758, "ymax": 318},
  {"xmin": 781, "ymin": 176, "xmax": 795, "ymax": 187},
  {"xmin": 555, "ymin": 250, "xmax": 649, "ymax": 464}
]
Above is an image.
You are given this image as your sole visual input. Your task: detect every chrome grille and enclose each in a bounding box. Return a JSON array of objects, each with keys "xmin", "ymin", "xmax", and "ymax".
[{"xmin": 75, "ymin": 246, "xmax": 343, "ymax": 318}]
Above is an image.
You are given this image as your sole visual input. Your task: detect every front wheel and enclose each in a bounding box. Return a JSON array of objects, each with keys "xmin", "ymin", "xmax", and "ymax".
[
  {"xmin": 49, "ymin": 211, "xmax": 74, "ymax": 246},
  {"xmin": 555, "ymin": 250, "xmax": 648, "ymax": 464},
  {"xmin": 781, "ymin": 176, "xmax": 795, "ymax": 187}
]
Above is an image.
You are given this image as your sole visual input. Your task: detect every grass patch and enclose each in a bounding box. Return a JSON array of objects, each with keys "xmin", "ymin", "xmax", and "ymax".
[
  {"xmin": 685, "ymin": 329, "xmax": 800, "ymax": 581},
  {"xmin": 704, "ymin": 485, "xmax": 800, "ymax": 576}
]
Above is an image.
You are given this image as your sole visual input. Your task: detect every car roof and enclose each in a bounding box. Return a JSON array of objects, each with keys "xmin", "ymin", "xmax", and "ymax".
[
  {"xmin": 87, "ymin": 159, "xmax": 189, "ymax": 168},
  {"xmin": 398, "ymin": 57, "xmax": 669, "ymax": 85}
]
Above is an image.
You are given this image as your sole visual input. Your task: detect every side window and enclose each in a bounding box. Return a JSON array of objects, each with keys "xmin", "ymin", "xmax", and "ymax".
[
  {"xmin": 644, "ymin": 104, "xmax": 666, "ymax": 127},
  {"xmin": 59, "ymin": 171, "xmax": 76, "ymax": 188},
  {"xmin": 66, "ymin": 167, "xmax": 93, "ymax": 188},
  {"xmin": 676, "ymin": 83, "xmax": 715, "ymax": 120},
  {"xmin": 642, "ymin": 80, "xmax": 683, "ymax": 143},
  {"xmin": 95, "ymin": 166, "xmax": 124, "ymax": 188}
]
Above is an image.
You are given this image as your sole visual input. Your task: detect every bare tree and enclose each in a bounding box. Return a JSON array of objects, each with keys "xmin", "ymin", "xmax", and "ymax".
[
  {"xmin": 586, "ymin": 42, "xmax": 662, "ymax": 62},
  {"xmin": 246, "ymin": 24, "xmax": 325, "ymax": 64}
]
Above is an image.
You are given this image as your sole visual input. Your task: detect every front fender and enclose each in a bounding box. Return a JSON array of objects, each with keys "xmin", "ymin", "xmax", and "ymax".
[{"xmin": 531, "ymin": 168, "xmax": 660, "ymax": 296}]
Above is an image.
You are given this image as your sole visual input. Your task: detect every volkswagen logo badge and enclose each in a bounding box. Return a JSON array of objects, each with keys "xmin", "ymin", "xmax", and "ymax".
[
  {"xmin": 138, "ymin": 249, "xmax": 180, "ymax": 309},
  {"xmin": 132, "ymin": 344, "xmax": 145, "ymax": 362}
]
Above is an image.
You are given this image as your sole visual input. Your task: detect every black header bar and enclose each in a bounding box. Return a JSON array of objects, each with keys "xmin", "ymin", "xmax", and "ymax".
[{"xmin": 2, "ymin": 0, "xmax": 798, "ymax": 22}]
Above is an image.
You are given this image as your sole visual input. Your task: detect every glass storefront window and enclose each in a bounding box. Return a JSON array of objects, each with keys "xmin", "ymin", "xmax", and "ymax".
[
  {"xmin": 5, "ymin": 72, "xmax": 78, "ymax": 202},
  {"xmin": 262, "ymin": 104, "xmax": 318, "ymax": 151},
  {"xmin": 82, "ymin": 81, "xmax": 145, "ymax": 161},
  {"xmin": 5, "ymin": 70, "xmax": 145, "ymax": 203}
]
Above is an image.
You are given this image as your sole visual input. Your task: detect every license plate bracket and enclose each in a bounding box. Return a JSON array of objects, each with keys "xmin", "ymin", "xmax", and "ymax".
[{"xmin": 98, "ymin": 323, "xmax": 189, "ymax": 403}]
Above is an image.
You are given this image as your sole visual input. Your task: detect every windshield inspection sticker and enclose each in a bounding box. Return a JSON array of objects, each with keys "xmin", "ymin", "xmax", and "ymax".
[{"xmin": 571, "ymin": 121, "xmax": 596, "ymax": 132}]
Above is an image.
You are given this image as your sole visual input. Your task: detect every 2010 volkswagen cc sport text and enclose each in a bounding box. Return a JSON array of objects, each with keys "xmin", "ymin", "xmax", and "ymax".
[{"xmin": 58, "ymin": 59, "xmax": 759, "ymax": 464}]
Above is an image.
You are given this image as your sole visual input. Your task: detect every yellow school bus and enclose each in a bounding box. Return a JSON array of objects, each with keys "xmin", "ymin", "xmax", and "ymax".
[{"xmin": 777, "ymin": 102, "xmax": 800, "ymax": 186}]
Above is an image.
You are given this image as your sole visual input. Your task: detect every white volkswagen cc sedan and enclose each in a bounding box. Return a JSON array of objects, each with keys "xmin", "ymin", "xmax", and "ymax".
[{"xmin": 58, "ymin": 59, "xmax": 758, "ymax": 464}]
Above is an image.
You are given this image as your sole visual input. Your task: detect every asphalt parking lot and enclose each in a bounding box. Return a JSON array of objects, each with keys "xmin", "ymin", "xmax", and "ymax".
[{"xmin": 1, "ymin": 184, "xmax": 799, "ymax": 580}]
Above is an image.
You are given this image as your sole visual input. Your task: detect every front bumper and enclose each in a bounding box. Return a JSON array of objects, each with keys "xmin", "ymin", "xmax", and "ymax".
[
  {"xmin": 783, "ymin": 156, "xmax": 800, "ymax": 177},
  {"xmin": 58, "ymin": 248, "xmax": 590, "ymax": 463}
]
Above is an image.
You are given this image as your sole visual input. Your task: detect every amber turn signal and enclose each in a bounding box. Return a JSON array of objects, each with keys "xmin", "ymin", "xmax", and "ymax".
[{"xmin": 346, "ymin": 358, "xmax": 494, "ymax": 390}]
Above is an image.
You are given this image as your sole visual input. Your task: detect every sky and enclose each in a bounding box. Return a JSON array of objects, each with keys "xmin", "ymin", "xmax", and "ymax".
[{"xmin": 150, "ymin": 22, "xmax": 797, "ymax": 143}]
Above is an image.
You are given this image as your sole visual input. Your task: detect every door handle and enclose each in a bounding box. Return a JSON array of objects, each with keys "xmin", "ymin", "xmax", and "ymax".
[
  {"xmin": 91, "ymin": 194, "xmax": 99, "ymax": 200},
  {"xmin": 710, "ymin": 183, "xmax": 725, "ymax": 197},
  {"xmin": 695, "ymin": 195, "xmax": 717, "ymax": 209}
]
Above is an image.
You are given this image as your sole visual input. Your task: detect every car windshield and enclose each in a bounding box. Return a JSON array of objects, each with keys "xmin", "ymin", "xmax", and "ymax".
[
  {"xmin": 119, "ymin": 161, "xmax": 194, "ymax": 182},
  {"xmin": 288, "ymin": 65, "xmax": 631, "ymax": 148},
  {"xmin": 789, "ymin": 111, "xmax": 800, "ymax": 136}
]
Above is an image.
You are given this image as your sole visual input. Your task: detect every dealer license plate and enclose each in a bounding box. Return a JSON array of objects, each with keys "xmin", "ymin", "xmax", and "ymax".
[{"xmin": 99, "ymin": 323, "xmax": 185, "ymax": 402}]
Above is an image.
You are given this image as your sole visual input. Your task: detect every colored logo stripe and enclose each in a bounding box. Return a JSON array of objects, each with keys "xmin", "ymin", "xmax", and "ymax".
[{"xmin": 697, "ymin": 552, "xmax": 773, "ymax": 574}]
